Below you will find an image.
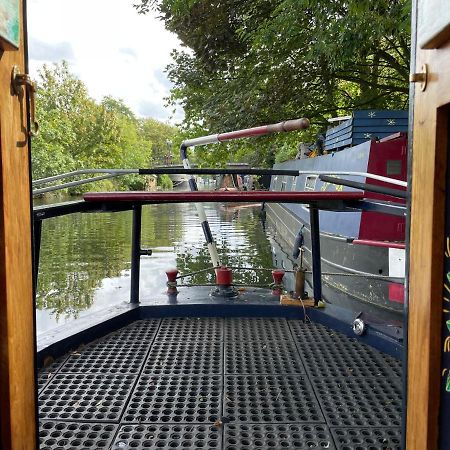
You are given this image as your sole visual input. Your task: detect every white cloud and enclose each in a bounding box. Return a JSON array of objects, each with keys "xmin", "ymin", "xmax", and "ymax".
[{"xmin": 27, "ymin": 0, "xmax": 184, "ymax": 122}]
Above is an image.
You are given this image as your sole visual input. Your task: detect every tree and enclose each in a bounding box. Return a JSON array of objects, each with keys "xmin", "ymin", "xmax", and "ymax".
[
  {"xmin": 135, "ymin": 0, "xmax": 410, "ymax": 164},
  {"xmin": 32, "ymin": 61, "xmax": 180, "ymax": 192}
]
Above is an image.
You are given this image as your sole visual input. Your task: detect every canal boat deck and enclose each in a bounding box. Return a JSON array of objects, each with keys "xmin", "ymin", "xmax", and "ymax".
[{"xmin": 38, "ymin": 317, "xmax": 402, "ymax": 449}]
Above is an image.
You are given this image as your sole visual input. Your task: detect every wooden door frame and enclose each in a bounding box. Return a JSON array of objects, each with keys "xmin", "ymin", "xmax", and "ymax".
[
  {"xmin": 0, "ymin": 0, "xmax": 38, "ymax": 448},
  {"xmin": 407, "ymin": 0, "xmax": 450, "ymax": 448}
]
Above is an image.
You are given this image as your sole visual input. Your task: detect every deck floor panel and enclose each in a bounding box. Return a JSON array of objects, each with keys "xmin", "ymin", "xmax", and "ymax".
[
  {"xmin": 224, "ymin": 339, "xmax": 305, "ymax": 374},
  {"xmin": 224, "ymin": 374, "xmax": 324, "ymax": 423},
  {"xmin": 38, "ymin": 356, "xmax": 70, "ymax": 393},
  {"xmin": 331, "ymin": 427, "xmax": 402, "ymax": 449},
  {"xmin": 111, "ymin": 424, "xmax": 222, "ymax": 449},
  {"xmin": 225, "ymin": 317, "xmax": 293, "ymax": 341},
  {"xmin": 38, "ymin": 317, "xmax": 403, "ymax": 449},
  {"xmin": 299, "ymin": 342, "xmax": 398, "ymax": 379},
  {"xmin": 60, "ymin": 342, "xmax": 149, "ymax": 375},
  {"xmin": 158, "ymin": 317, "xmax": 224, "ymax": 341},
  {"xmin": 39, "ymin": 373, "xmax": 137, "ymax": 423},
  {"xmin": 289, "ymin": 321, "xmax": 403, "ymax": 379},
  {"xmin": 122, "ymin": 374, "xmax": 223, "ymax": 424},
  {"xmin": 39, "ymin": 421, "xmax": 118, "ymax": 450},
  {"xmin": 223, "ymin": 423, "xmax": 336, "ymax": 450},
  {"xmin": 312, "ymin": 377, "xmax": 402, "ymax": 428},
  {"xmin": 143, "ymin": 340, "xmax": 223, "ymax": 376}
]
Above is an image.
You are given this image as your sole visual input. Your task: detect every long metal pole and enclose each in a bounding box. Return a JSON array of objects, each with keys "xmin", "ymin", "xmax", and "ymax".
[
  {"xmin": 179, "ymin": 118, "xmax": 310, "ymax": 269},
  {"xmin": 130, "ymin": 205, "xmax": 142, "ymax": 303},
  {"xmin": 309, "ymin": 206, "xmax": 322, "ymax": 306},
  {"xmin": 32, "ymin": 219, "xmax": 42, "ymax": 295},
  {"xmin": 180, "ymin": 145, "xmax": 221, "ymax": 267}
]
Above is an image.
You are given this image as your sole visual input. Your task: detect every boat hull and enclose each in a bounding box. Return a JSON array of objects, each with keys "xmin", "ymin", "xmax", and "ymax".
[
  {"xmin": 268, "ymin": 136, "xmax": 407, "ymax": 319},
  {"xmin": 267, "ymin": 203, "xmax": 403, "ymax": 320}
]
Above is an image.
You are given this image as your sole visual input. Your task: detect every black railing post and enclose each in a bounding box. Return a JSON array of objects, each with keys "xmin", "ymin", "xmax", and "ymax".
[
  {"xmin": 33, "ymin": 219, "xmax": 42, "ymax": 296},
  {"xmin": 309, "ymin": 205, "xmax": 322, "ymax": 306},
  {"xmin": 130, "ymin": 204, "xmax": 142, "ymax": 303}
]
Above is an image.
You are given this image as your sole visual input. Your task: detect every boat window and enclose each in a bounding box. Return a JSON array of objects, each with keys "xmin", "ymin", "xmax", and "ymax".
[
  {"xmin": 304, "ymin": 175, "xmax": 318, "ymax": 191},
  {"xmin": 291, "ymin": 176, "xmax": 298, "ymax": 191},
  {"xmin": 386, "ymin": 160, "xmax": 402, "ymax": 175}
]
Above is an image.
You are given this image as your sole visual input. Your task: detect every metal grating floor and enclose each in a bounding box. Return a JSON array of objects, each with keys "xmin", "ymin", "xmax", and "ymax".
[{"xmin": 38, "ymin": 318, "xmax": 402, "ymax": 449}]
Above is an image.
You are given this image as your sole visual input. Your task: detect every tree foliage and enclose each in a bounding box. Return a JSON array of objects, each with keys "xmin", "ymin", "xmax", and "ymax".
[
  {"xmin": 135, "ymin": 0, "xmax": 410, "ymax": 164},
  {"xmin": 32, "ymin": 61, "xmax": 179, "ymax": 192}
]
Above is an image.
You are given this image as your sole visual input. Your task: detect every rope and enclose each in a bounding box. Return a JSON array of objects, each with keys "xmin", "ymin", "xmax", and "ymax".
[{"xmin": 175, "ymin": 265, "xmax": 404, "ymax": 282}]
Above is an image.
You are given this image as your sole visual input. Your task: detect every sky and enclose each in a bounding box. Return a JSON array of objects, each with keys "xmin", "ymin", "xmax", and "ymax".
[{"xmin": 26, "ymin": 0, "xmax": 183, "ymax": 123}]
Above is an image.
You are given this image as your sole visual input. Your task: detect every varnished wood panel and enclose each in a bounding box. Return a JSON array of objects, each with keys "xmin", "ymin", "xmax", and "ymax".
[
  {"xmin": 407, "ymin": 6, "xmax": 450, "ymax": 448},
  {"xmin": 0, "ymin": 0, "xmax": 37, "ymax": 449},
  {"xmin": 418, "ymin": 0, "xmax": 450, "ymax": 48}
]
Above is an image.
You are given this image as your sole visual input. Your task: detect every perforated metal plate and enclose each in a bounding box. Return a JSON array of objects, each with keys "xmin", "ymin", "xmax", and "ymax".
[
  {"xmin": 112, "ymin": 424, "xmax": 222, "ymax": 449},
  {"xmin": 224, "ymin": 424, "xmax": 335, "ymax": 450},
  {"xmin": 143, "ymin": 340, "xmax": 223, "ymax": 375},
  {"xmin": 225, "ymin": 317, "xmax": 292, "ymax": 341},
  {"xmin": 39, "ymin": 421, "xmax": 118, "ymax": 449},
  {"xmin": 313, "ymin": 377, "xmax": 402, "ymax": 427},
  {"xmin": 225, "ymin": 340, "xmax": 304, "ymax": 374},
  {"xmin": 123, "ymin": 375, "xmax": 222, "ymax": 423},
  {"xmin": 299, "ymin": 341, "xmax": 396, "ymax": 379},
  {"xmin": 158, "ymin": 317, "xmax": 223, "ymax": 341},
  {"xmin": 38, "ymin": 357, "xmax": 69, "ymax": 392},
  {"xmin": 289, "ymin": 321, "xmax": 401, "ymax": 379},
  {"xmin": 331, "ymin": 427, "xmax": 402, "ymax": 449},
  {"xmin": 60, "ymin": 342, "xmax": 149, "ymax": 375},
  {"xmin": 224, "ymin": 375, "xmax": 323, "ymax": 423},
  {"xmin": 108, "ymin": 319, "xmax": 161, "ymax": 343},
  {"xmin": 289, "ymin": 321, "xmax": 358, "ymax": 347},
  {"xmin": 38, "ymin": 317, "xmax": 403, "ymax": 448},
  {"xmin": 39, "ymin": 373, "xmax": 136, "ymax": 422}
]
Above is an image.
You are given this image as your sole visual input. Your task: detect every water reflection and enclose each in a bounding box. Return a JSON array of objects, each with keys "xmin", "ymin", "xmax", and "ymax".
[{"xmin": 36, "ymin": 202, "xmax": 273, "ymax": 334}]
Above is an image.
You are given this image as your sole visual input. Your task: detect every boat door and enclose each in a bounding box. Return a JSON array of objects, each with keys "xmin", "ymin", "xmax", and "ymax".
[
  {"xmin": 0, "ymin": 1, "xmax": 37, "ymax": 449},
  {"xmin": 408, "ymin": 0, "xmax": 450, "ymax": 448}
]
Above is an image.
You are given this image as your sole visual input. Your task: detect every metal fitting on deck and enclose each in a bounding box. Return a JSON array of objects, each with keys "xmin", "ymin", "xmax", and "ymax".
[
  {"xmin": 166, "ymin": 269, "xmax": 178, "ymax": 294},
  {"xmin": 271, "ymin": 270, "xmax": 285, "ymax": 295},
  {"xmin": 211, "ymin": 266, "xmax": 238, "ymax": 297}
]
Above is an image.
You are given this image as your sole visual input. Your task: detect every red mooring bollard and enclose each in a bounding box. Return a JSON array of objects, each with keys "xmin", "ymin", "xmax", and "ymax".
[
  {"xmin": 166, "ymin": 269, "xmax": 178, "ymax": 294},
  {"xmin": 216, "ymin": 266, "xmax": 233, "ymax": 286},
  {"xmin": 271, "ymin": 270, "xmax": 285, "ymax": 295}
]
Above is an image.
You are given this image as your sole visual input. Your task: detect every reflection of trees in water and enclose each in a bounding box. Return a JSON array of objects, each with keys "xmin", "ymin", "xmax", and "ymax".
[
  {"xmin": 176, "ymin": 206, "xmax": 273, "ymax": 287},
  {"xmin": 37, "ymin": 204, "xmax": 184, "ymax": 319},
  {"xmin": 36, "ymin": 202, "xmax": 273, "ymax": 320}
]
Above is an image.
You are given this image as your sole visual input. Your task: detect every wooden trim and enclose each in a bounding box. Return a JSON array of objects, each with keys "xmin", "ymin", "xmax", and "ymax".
[
  {"xmin": 407, "ymin": 58, "xmax": 450, "ymax": 449},
  {"xmin": 0, "ymin": 0, "xmax": 37, "ymax": 448}
]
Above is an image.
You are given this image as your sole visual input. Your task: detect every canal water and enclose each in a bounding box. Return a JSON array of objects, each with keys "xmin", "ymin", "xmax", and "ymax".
[{"xmin": 36, "ymin": 201, "xmax": 281, "ymax": 335}]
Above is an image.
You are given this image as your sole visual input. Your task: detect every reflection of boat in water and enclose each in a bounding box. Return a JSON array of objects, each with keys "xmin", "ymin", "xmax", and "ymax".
[{"xmin": 268, "ymin": 111, "xmax": 407, "ymax": 319}]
